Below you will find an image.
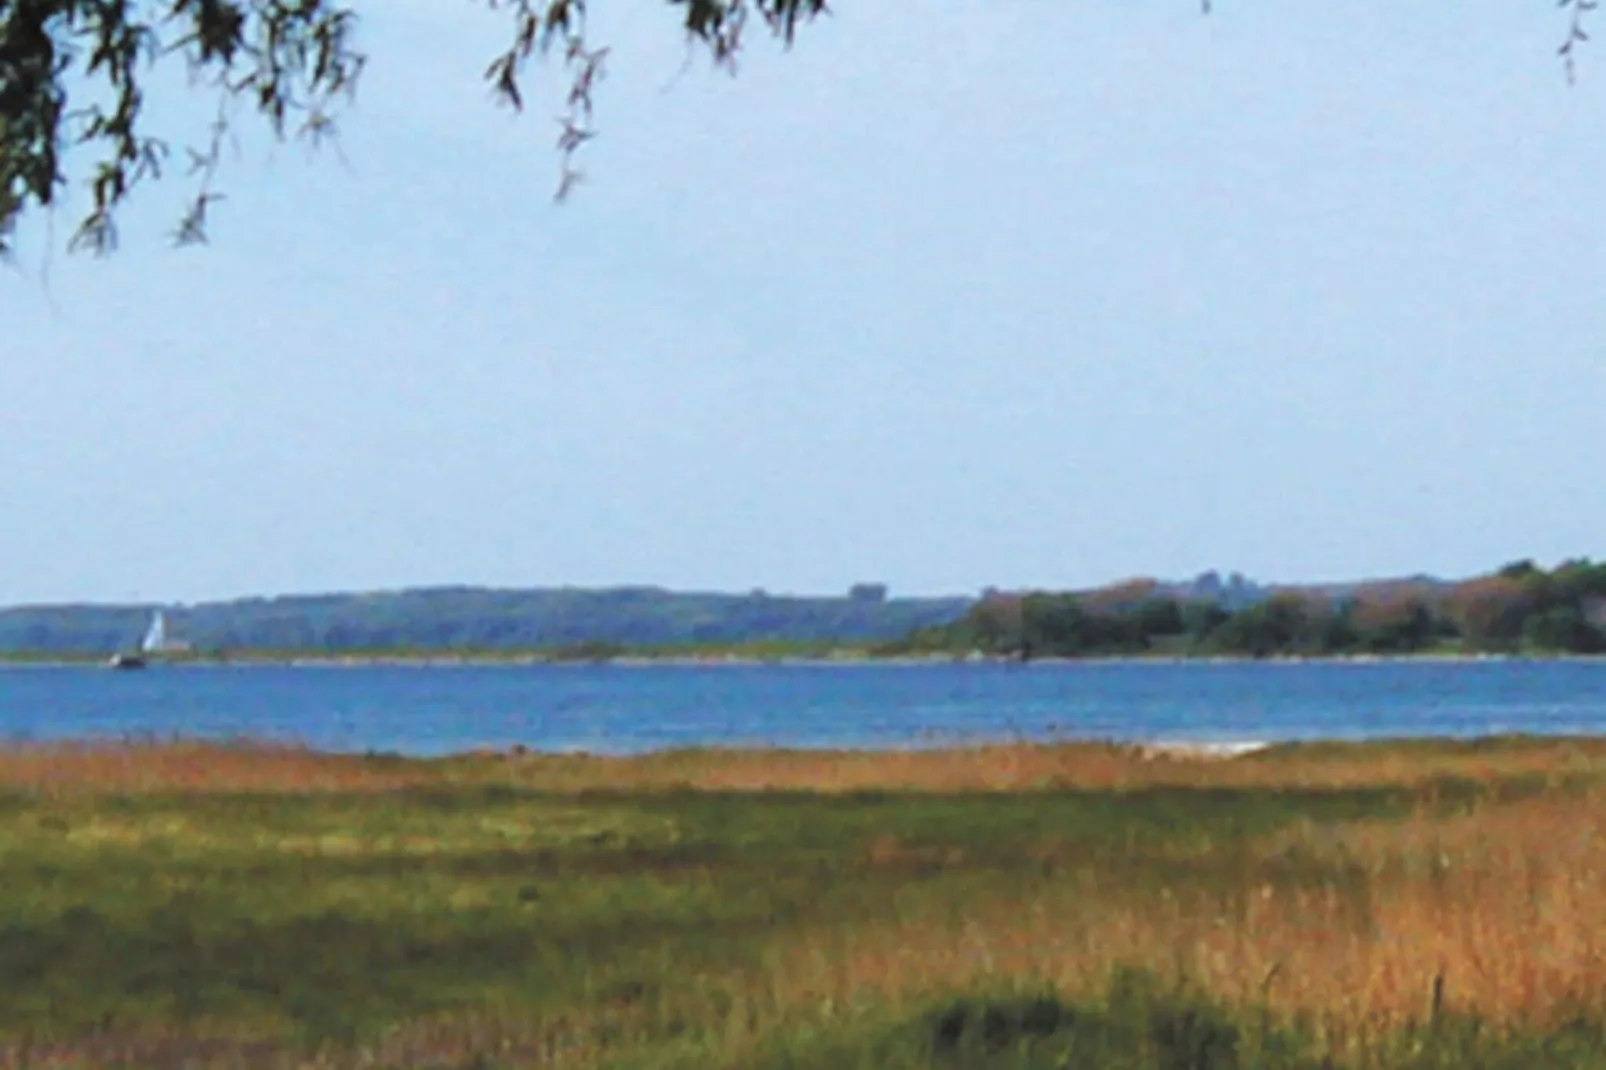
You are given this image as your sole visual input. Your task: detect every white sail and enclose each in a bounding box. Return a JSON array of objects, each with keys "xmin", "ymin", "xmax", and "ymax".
[{"xmin": 140, "ymin": 610, "xmax": 168, "ymax": 654}]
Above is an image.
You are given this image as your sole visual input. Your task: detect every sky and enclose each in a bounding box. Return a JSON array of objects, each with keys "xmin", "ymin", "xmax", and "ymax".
[{"xmin": 4, "ymin": 2, "xmax": 1606, "ymax": 606}]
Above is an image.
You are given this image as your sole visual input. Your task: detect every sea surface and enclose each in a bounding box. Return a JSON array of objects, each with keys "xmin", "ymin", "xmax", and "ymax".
[{"xmin": 3, "ymin": 660, "xmax": 1606, "ymax": 756}]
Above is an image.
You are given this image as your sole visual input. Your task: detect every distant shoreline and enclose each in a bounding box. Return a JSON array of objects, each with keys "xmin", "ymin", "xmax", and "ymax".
[{"xmin": 21, "ymin": 642, "xmax": 1586, "ymax": 667}]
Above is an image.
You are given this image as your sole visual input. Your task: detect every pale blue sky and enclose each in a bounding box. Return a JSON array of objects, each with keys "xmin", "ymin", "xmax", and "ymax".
[{"xmin": 4, "ymin": 2, "xmax": 1605, "ymax": 605}]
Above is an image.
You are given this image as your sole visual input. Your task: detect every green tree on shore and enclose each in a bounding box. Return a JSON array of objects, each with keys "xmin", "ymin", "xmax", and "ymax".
[{"xmin": 928, "ymin": 558, "xmax": 1606, "ymax": 662}]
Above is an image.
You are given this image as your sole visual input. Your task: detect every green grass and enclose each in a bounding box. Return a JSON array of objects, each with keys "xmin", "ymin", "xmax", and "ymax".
[
  {"xmin": 732, "ymin": 975, "xmax": 1606, "ymax": 1070},
  {"xmin": 0, "ymin": 784, "xmax": 1390, "ymax": 1043},
  {"xmin": 0, "ymin": 742, "xmax": 1604, "ymax": 1066}
]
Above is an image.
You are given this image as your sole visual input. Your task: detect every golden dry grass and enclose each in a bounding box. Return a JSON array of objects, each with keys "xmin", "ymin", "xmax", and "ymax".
[
  {"xmin": 4, "ymin": 736, "xmax": 1602, "ymax": 797},
  {"xmin": 739, "ymin": 784, "xmax": 1606, "ymax": 1059},
  {"xmin": 0, "ymin": 741, "xmax": 431, "ymax": 795},
  {"xmin": 487, "ymin": 736, "xmax": 1606, "ymax": 794},
  {"xmin": 3, "ymin": 737, "xmax": 1605, "ymax": 1068}
]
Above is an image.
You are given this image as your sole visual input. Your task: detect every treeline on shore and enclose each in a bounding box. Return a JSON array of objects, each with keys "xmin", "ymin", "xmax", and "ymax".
[
  {"xmin": 8, "ymin": 560, "xmax": 1606, "ymax": 662},
  {"xmin": 886, "ymin": 558, "xmax": 1606, "ymax": 660},
  {"xmin": 0, "ymin": 585, "xmax": 972, "ymax": 657}
]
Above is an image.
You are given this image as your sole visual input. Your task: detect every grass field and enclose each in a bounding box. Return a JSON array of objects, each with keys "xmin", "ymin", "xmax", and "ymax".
[{"xmin": 1, "ymin": 737, "xmax": 1605, "ymax": 1067}]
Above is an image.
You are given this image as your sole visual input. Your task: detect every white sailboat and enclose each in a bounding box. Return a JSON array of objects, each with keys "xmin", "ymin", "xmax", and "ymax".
[
  {"xmin": 108, "ymin": 609, "xmax": 177, "ymax": 670},
  {"xmin": 142, "ymin": 610, "xmax": 168, "ymax": 654}
]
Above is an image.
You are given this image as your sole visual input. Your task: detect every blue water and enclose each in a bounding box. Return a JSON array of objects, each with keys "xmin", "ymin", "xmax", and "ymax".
[{"xmin": 3, "ymin": 660, "xmax": 1606, "ymax": 756}]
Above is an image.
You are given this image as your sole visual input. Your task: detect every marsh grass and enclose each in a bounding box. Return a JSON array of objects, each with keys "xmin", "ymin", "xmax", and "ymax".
[{"xmin": 0, "ymin": 737, "xmax": 1604, "ymax": 1067}]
